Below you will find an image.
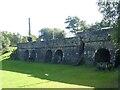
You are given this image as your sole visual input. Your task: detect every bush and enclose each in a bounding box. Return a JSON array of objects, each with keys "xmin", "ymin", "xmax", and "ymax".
[
  {"xmin": 2, "ymin": 47, "xmax": 10, "ymax": 54},
  {"xmin": 10, "ymin": 49, "xmax": 18, "ymax": 60}
]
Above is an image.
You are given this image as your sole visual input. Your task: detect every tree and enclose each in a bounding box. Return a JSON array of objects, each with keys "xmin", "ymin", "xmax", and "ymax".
[
  {"xmin": 80, "ymin": 20, "xmax": 89, "ymax": 31},
  {"xmin": 111, "ymin": 19, "xmax": 120, "ymax": 48},
  {"xmin": 38, "ymin": 28, "xmax": 53, "ymax": 41},
  {"xmin": 5, "ymin": 38, "xmax": 11, "ymax": 47},
  {"xmin": 11, "ymin": 33, "xmax": 20, "ymax": 46},
  {"xmin": 38, "ymin": 28, "xmax": 66, "ymax": 41},
  {"xmin": 30, "ymin": 35, "xmax": 37, "ymax": 41},
  {"xmin": 87, "ymin": 22, "xmax": 101, "ymax": 31},
  {"xmin": 100, "ymin": 19, "xmax": 110, "ymax": 27},
  {"xmin": 0, "ymin": 31, "xmax": 32, "ymax": 47},
  {"xmin": 65, "ymin": 16, "xmax": 81, "ymax": 34},
  {"xmin": 54, "ymin": 28, "xmax": 66, "ymax": 39},
  {"xmin": 1, "ymin": 32, "xmax": 11, "ymax": 48},
  {"xmin": 21, "ymin": 36, "xmax": 28, "ymax": 42},
  {"xmin": 0, "ymin": 32, "xmax": 2, "ymax": 50},
  {"xmin": 87, "ymin": 20, "xmax": 109, "ymax": 31},
  {"xmin": 97, "ymin": 0, "xmax": 119, "ymax": 25},
  {"xmin": 97, "ymin": 0, "xmax": 120, "ymax": 48},
  {"xmin": 65, "ymin": 16, "xmax": 89, "ymax": 35}
]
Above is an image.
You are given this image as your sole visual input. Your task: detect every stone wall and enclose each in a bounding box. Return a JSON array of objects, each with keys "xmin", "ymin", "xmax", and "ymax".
[
  {"xmin": 17, "ymin": 29, "xmax": 117, "ymax": 66},
  {"xmin": 17, "ymin": 37, "xmax": 84, "ymax": 65},
  {"xmin": 77, "ymin": 29, "xmax": 116, "ymax": 65}
]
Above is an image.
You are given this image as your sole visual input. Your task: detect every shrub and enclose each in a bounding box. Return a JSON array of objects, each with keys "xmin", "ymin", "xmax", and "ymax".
[
  {"xmin": 10, "ymin": 49, "xmax": 18, "ymax": 60},
  {"xmin": 2, "ymin": 47, "xmax": 10, "ymax": 54}
]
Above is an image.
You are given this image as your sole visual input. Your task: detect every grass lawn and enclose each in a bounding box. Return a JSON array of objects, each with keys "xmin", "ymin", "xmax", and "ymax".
[{"xmin": 0, "ymin": 52, "xmax": 119, "ymax": 88}]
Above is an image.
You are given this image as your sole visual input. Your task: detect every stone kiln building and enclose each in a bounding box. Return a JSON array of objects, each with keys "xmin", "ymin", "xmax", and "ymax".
[{"xmin": 17, "ymin": 28, "xmax": 119, "ymax": 66}]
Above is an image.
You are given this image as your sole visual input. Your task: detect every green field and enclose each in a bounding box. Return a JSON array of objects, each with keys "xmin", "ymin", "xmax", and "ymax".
[{"xmin": 0, "ymin": 52, "xmax": 119, "ymax": 88}]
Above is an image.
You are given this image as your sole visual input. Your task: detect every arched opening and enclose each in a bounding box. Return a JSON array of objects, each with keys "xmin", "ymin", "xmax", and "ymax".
[
  {"xmin": 54, "ymin": 50, "xmax": 63, "ymax": 64},
  {"xmin": 115, "ymin": 49, "xmax": 120, "ymax": 68},
  {"xmin": 95, "ymin": 48, "xmax": 110, "ymax": 63},
  {"xmin": 29, "ymin": 50, "xmax": 36, "ymax": 62},
  {"xmin": 45, "ymin": 50, "xmax": 52, "ymax": 63},
  {"xmin": 24, "ymin": 50, "xmax": 29, "ymax": 60}
]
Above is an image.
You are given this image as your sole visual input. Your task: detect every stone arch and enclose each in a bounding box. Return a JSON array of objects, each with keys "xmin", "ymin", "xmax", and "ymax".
[
  {"xmin": 24, "ymin": 50, "xmax": 29, "ymax": 60},
  {"xmin": 45, "ymin": 50, "xmax": 52, "ymax": 63},
  {"xmin": 95, "ymin": 48, "xmax": 110, "ymax": 63},
  {"xmin": 54, "ymin": 50, "xmax": 63, "ymax": 64},
  {"xmin": 29, "ymin": 50, "xmax": 36, "ymax": 62},
  {"xmin": 79, "ymin": 40, "xmax": 85, "ymax": 54},
  {"xmin": 114, "ymin": 49, "xmax": 120, "ymax": 68}
]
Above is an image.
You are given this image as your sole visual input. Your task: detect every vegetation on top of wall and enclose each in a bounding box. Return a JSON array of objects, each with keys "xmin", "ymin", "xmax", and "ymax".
[
  {"xmin": 38, "ymin": 28, "xmax": 66, "ymax": 41},
  {"xmin": 97, "ymin": 0, "xmax": 120, "ymax": 48}
]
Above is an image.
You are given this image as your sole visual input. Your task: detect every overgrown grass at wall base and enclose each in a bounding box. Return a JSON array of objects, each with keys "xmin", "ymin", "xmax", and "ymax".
[{"xmin": 1, "ymin": 52, "xmax": 119, "ymax": 88}]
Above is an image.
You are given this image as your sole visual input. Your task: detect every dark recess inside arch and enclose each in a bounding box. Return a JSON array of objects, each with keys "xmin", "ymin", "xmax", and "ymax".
[
  {"xmin": 30, "ymin": 50, "xmax": 36, "ymax": 61},
  {"xmin": 24, "ymin": 50, "xmax": 29, "ymax": 60},
  {"xmin": 115, "ymin": 49, "xmax": 120, "ymax": 68},
  {"xmin": 95, "ymin": 48, "xmax": 110, "ymax": 63},
  {"xmin": 54, "ymin": 50, "xmax": 63, "ymax": 64},
  {"xmin": 45, "ymin": 50, "xmax": 52, "ymax": 63}
]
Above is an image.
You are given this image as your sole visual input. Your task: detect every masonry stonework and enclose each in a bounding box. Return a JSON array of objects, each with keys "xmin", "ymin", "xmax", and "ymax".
[{"xmin": 17, "ymin": 29, "xmax": 118, "ymax": 66}]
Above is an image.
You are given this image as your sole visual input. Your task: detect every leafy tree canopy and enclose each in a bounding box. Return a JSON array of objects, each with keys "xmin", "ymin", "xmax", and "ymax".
[
  {"xmin": 65, "ymin": 16, "xmax": 89, "ymax": 35},
  {"xmin": 97, "ymin": 0, "xmax": 120, "ymax": 48},
  {"xmin": 0, "ymin": 31, "xmax": 37, "ymax": 48},
  {"xmin": 97, "ymin": 0, "xmax": 119, "ymax": 25},
  {"xmin": 38, "ymin": 28, "xmax": 66, "ymax": 41}
]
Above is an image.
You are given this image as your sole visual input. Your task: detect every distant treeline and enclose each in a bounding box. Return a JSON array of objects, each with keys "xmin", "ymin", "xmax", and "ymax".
[
  {"xmin": 0, "ymin": 31, "xmax": 37, "ymax": 47},
  {"xmin": 0, "ymin": 28, "xmax": 66, "ymax": 54},
  {"xmin": 0, "ymin": 31, "xmax": 37, "ymax": 54}
]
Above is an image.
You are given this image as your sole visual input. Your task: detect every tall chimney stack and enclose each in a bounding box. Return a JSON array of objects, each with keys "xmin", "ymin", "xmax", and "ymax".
[
  {"xmin": 28, "ymin": 18, "xmax": 32, "ymax": 42},
  {"xmin": 28, "ymin": 18, "xmax": 31, "ymax": 36}
]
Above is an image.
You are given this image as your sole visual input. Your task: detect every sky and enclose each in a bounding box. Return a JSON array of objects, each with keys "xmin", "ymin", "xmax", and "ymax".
[{"xmin": 0, "ymin": 0, "xmax": 103, "ymax": 37}]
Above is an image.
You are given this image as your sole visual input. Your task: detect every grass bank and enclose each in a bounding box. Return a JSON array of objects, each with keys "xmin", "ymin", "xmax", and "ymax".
[{"xmin": 0, "ymin": 52, "xmax": 118, "ymax": 88}]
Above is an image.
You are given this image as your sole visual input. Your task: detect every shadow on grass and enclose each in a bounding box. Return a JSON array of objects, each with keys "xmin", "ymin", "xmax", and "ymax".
[{"xmin": 1, "ymin": 58, "xmax": 119, "ymax": 89}]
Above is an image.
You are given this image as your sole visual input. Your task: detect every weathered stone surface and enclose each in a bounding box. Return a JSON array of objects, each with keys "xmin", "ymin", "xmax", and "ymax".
[{"xmin": 17, "ymin": 29, "xmax": 118, "ymax": 66}]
